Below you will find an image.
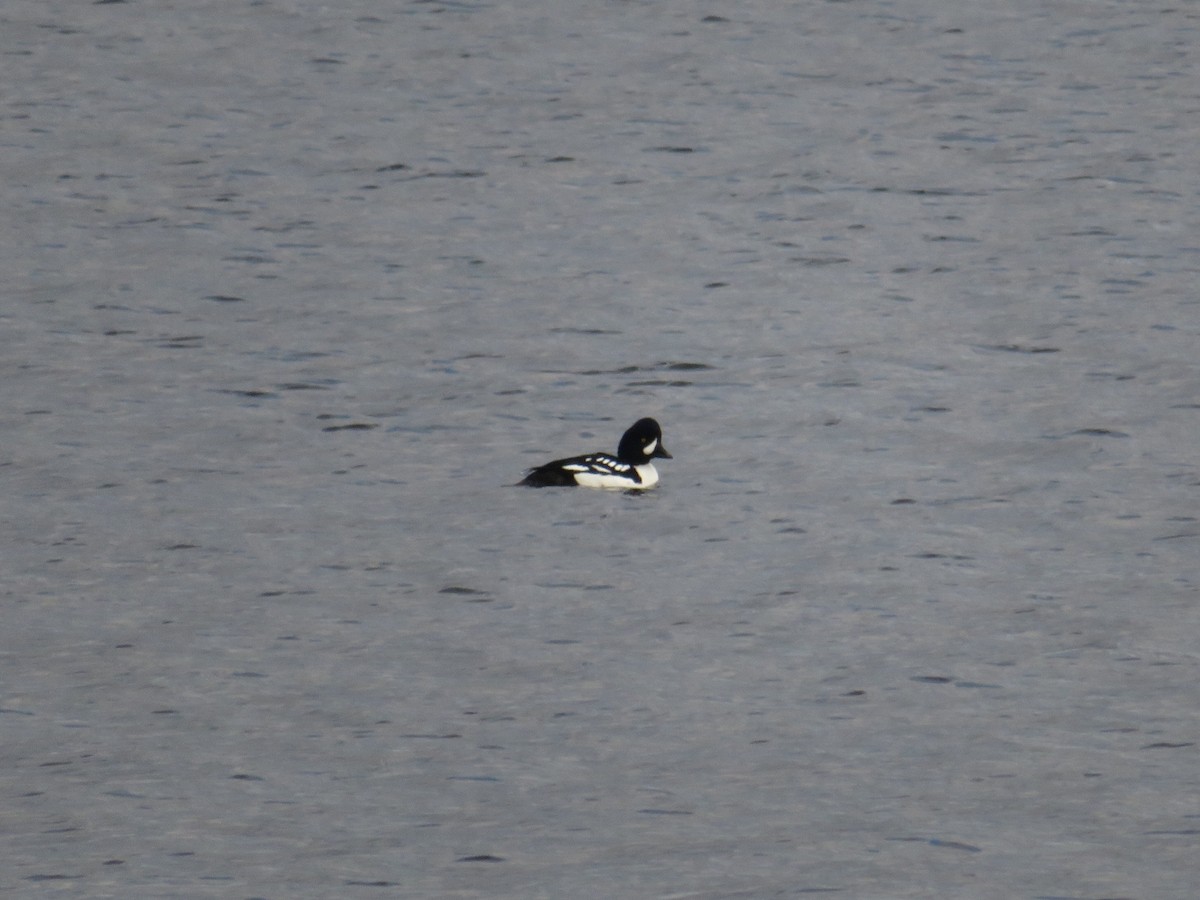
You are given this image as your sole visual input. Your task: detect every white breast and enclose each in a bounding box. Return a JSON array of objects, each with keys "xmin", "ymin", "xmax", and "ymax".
[{"xmin": 633, "ymin": 463, "xmax": 659, "ymax": 487}]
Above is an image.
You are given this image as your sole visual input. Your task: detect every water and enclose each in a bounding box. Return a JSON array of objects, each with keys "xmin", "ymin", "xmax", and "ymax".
[{"xmin": 4, "ymin": 1, "xmax": 1198, "ymax": 896}]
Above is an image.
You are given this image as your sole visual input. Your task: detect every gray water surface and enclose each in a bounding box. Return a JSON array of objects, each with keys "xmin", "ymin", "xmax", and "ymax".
[{"xmin": 4, "ymin": 1, "xmax": 1199, "ymax": 897}]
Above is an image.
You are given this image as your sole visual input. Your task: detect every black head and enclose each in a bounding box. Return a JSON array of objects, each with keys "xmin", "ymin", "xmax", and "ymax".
[{"xmin": 617, "ymin": 417, "xmax": 672, "ymax": 464}]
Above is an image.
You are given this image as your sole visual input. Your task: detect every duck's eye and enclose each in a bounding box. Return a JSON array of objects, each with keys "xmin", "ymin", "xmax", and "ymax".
[{"xmin": 644, "ymin": 438, "xmax": 657, "ymax": 454}]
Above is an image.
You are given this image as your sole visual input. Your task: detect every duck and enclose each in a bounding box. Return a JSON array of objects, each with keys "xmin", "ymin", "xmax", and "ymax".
[{"xmin": 519, "ymin": 417, "xmax": 672, "ymax": 489}]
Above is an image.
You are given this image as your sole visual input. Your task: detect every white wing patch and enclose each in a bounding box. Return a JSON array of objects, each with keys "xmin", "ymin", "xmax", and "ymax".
[
  {"xmin": 563, "ymin": 454, "xmax": 657, "ymax": 489},
  {"xmin": 576, "ymin": 471, "xmax": 634, "ymax": 489},
  {"xmin": 533, "ymin": 453, "xmax": 658, "ymax": 489}
]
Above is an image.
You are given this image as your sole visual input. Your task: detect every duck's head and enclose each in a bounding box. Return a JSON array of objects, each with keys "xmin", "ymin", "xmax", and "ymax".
[{"xmin": 618, "ymin": 417, "xmax": 672, "ymax": 464}]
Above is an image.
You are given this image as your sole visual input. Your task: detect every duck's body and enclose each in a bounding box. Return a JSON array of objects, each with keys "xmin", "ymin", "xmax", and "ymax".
[{"xmin": 520, "ymin": 418, "xmax": 672, "ymax": 490}]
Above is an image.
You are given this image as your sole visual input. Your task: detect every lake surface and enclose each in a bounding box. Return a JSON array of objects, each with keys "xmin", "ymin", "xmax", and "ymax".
[{"xmin": 4, "ymin": 1, "xmax": 1198, "ymax": 897}]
